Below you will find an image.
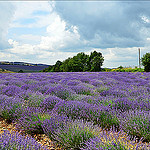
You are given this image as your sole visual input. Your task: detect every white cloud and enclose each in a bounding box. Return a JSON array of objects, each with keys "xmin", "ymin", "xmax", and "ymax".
[
  {"xmin": 10, "ymin": 1, "xmax": 54, "ymax": 28},
  {"xmin": 37, "ymin": 14, "xmax": 81, "ymax": 51},
  {"xmin": 9, "ymin": 1, "xmax": 82, "ymax": 52},
  {"xmin": 7, "ymin": 38, "xmax": 79, "ymax": 65},
  {"xmin": 2, "ymin": 1, "xmax": 150, "ymax": 68},
  {"xmin": 0, "ymin": 2, "xmax": 15, "ymax": 50},
  {"xmin": 0, "ymin": 52, "xmax": 15, "ymax": 59},
  {"xmin": 18, "ymin": 34, "xmax": 41, "ymax": 44},
  {"xmin": 36, "ymin": 51, "xmax": 78, "ymax": 65},
  {"xmin": 6, "ymin": 37, "xmax": 149, "ymax": 68},
  {"xmin": 8, "ymin": 39, "xmax": 36, "ymax": 55},
  {"xmin": 141, "ymin": 15, "xmax": 150, "ymax": 23},
  {"xmin": 93, "ymin": 47, "xmax": 148, "ymax": 68}
]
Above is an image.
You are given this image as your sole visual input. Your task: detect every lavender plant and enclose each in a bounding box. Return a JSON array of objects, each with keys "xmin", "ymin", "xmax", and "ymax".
[
  {"xmin": 1, "ymin": 85, "xmax": 22, "ymax": 97},
  {"xmin": 40, "ymin": 95, "xmax": 62, "ymax": 110},
  {"xmin": 0, "ymin": 130, "xmax": 48, "ymax": 150},
  {"xmin": 0, "ymin": 72, "xmax": 150, "ymax": 148},
  {"xmin": 45, "ymin": 84, "xmax": 75, "ymax": 100},
  {"xmin": 0, "ymin": 96, "xmax": 23, "ymax": 122},
  {"xmin": 82, "ymin": 130, "xmax": 149, "ymax": 150},
  {"xmin": 70, "ymin": 84, "xmax": 96, "ymax": 96},
  {"xmin": 42, "ymin": 114, "xmax": 68, "ymax": 141},
  {"xmin": 55, "ymin": 100, "xmax": 119, "ymax": 129},
  {"xmin": 25, "ymin": 92, "xmax": 45, "ymax": 107},
  {"xmin": 119, "ymin": 110, "xmax": 150, "ymax": 142},
  {"xmin": 44, "ymin": 119, "xmax": 97, "ymax": 149},
  {"xmin": 16, "ymin": 107, "xmax": 51, "ymax": 134}
]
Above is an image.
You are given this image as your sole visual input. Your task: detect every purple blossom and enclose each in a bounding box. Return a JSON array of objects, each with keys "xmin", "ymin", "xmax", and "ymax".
[{"xmin": 0, "ymin": 130, "xmax": 48, "ymax": 149}]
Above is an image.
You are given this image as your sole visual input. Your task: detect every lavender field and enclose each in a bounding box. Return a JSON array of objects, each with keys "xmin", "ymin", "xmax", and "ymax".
[
  {"xmin": 0, "ymin": 72, "xmax": 150, "ymax": 149},
  {"xmin": 0, "ymin": 64, "xmax": 49, "ymax": 73}
]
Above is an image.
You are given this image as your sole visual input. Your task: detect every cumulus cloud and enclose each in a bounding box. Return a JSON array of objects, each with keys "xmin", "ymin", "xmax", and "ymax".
[
  {"xmin": 93, "ymin": 46, "xmax": 148, "ymax": 68},
  {"xmin": 8, "ymin": 39, "xmax": 36, "ymax": 55},
  {"xmin": 36, "ymin": 14, "xmax": 82, "ymax": 51},
  {"xmin": 7, "ymin": 38, "xmax": 78, "ymax": 65},
  {"xmin": 2, "ymin": 1, "xmax": 150, "ymax": 68},
  {"xmin": 54, "ymin": 1, "xmax": 150, "ymax": 48},
  {"xmin": 0, "ymin": 2, "xmax": 15, "ymax": 50},
  {"xmin": 10, "ymin": 1, "xmax": 54, "ymax": 28}
]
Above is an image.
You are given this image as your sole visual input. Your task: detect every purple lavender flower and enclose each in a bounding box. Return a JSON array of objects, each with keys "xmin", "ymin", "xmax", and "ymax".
[{"xmin": 0, "ymin": 130, "xmax": 48, "ymax": 150}]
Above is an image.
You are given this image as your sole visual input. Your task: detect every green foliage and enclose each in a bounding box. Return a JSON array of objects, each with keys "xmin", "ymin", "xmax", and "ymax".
[
  {"xmin": 51, "ymin": 60, "xmax": 62, "ymax": 72},
  {"xmin": 141, "ymin": 52, "xmax": 150, "ymax": 72},
  {"xmin": 18, "ymin": 70, "xmax": 24, "ymax": 73},
  {"xmin": 121, "ymin": 111, "xmax": 150, "ymax": 142},
  {"xmin": 93, "ymin": 112, "xmax": 120, "ymax": 130},
  {"xmin": 42, "ymin": 51, "xmax": 104, "ymax": 72},
  {"xmin": 60, "ymin": 57, "xmax": 72, "ymax": 72},
  {"xmin": 42, "ymin": 65, "xmax": 53, "ymax": 72},
  {"xmin": 87, "ymin": 51, "xmax": 104, "ymax": 72},
  {"xmin": 111, "ymin": 67, "xmax": 144, "ymax": 72},
  {"xmin": 118, "ymin": 66, "xmax": 123, "ymax": 69},
  {"xmin": 0, "ymin": 102, "xmax": 22, "ymax": 122},
  {"xmin": 54, "ymin": 120, "xmax": 96, "ymax": 149}
]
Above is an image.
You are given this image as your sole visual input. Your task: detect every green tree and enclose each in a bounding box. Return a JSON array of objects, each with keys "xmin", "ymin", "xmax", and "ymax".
[
  {"xmin": 42, "ymin": 51, "xmax": 104, "ymax": 72},
  {"xmin": 52, "ymin": 60, "xmax": 62, "ymax": 72},
  {"xmin": 42, "ymin": 65, "xmax": 53, "ymax": 72},
  {"xmin": 70, "ymin": 52, "xmax": 89, "ymax": 72},
  {"xmin": 88, "ymin": 51, "xmax": 104, "ymax": 72},
  {"xmin": 60, "ymin": 58, "xmax": 72, "ymax": 72},
  {"xmin": 118, "ymin": 66, "xmax": 123, "ymax": 69},
  {"xmin": 60, "ymin": 53, "xmax": 89, "ymax": 72},
  {"xmin": 141, "ymin": 53, "xmax": 150, "ymax": 72},
  {"xmin": 18, "ymin": 70, "xmax": 24, "ymax": 73}
]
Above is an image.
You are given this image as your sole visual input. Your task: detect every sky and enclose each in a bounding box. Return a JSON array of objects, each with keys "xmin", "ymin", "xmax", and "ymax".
[{"xmin": 0, "ymin": 1, "xmax": 150, "ymax": 68}]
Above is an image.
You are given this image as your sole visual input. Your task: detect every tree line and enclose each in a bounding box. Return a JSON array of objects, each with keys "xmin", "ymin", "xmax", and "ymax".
[
  {"xmin": 42, "ymin": 51, "xmax": 150, "ymax": 72},
  {"xmin": 42, "ymin": 51, "xmax": 104, "ymax": 72}
]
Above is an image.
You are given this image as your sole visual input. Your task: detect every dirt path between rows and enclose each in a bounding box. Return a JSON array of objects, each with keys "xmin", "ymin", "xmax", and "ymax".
[
  {"xmin": 1, "ymin": 117, "xmax": 149, "ymax": 150},
  {"xmin": 0, "ymin": 117, "xmax": 61, "ymax": 150}
]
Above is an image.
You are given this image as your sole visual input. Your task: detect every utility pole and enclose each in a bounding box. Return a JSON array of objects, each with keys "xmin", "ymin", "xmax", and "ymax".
[{"xmin": 138, "ymin": 48, "xmax": 141, "ymax": 68}]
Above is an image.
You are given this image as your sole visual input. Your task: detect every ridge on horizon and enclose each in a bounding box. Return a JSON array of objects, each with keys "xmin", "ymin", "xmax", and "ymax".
[{"xmin": 0, "ymin": 61, "xmax": 50, "ymax": 66}]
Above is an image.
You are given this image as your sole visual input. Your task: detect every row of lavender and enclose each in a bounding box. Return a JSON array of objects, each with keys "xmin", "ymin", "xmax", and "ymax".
[{"xmin": 0, "ymin": 72, "xmax": 150, "ymax": 149}]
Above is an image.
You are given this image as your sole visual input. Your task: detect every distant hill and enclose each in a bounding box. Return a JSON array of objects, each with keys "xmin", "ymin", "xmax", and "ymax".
[
  {"xmin": 0, "ymin": 61, "xmax": 50, "ymax": 73},
  {"xmin": 0, "ymin": 68, "xmax": 14, "ymax": 73},
  {"xmin": 0, "ymin": 61, "xmax": 49, "ymax": 66}
]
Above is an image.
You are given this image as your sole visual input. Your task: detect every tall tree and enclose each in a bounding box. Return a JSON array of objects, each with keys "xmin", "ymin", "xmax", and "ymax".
[
  {"xmin": 88, "ymin": 51, "xmax": 104, "ymax": 71},
  {"xmin": 71, "ymin": 52, "xmax": 89, "ymax": 72},
  {"xmin": 141, "ymin": 53, "xmax": 150, "ymax": 72},
  {"xmin": 42, "ymin": 51, "xmax": 104, "ymax": 72},
  {"xmin": 60, "ymin": 58, "xmax": 72, "ymax": 72},
  {"xmin": 52, "ymin": 60, "xmax": 62, "ymax": 72}
]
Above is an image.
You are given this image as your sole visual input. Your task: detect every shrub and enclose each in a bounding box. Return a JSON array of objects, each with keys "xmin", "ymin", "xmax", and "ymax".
[
  {"xmin": 119, "ymin": 110, "xmax": 150, "ymax": 142},
  {"xmin": 0, "ymin": 97, "xmax": 23, "ymax": 122},
  {"xmin": 16, "ymin": 107, "xmax": 51, "ymax": 134},
  {"xmin": 82, "ymin": 130, "xmax": 148, "ymax": 150},
  {"xmin": 40, "ymin": 95, "xmax": 62, "ymax": 110},
  {"xmin": 45, "ymin": 84, "xmax": 75, "ymax": 100},
  {"xmin": 55, "ymin": 100, "xmax": 119, "ymax": 130},
  {"xmin": 54, "ymin": 120, "xmax": 96, "ymax": 149},
  {"xmin": 42, "ymin": 114, "xmax": 68, "ymax": 141},
  {"xmin": 0, "ymin": 130, "xmax": 47, "ymax": 150},
  {"xmin": 1, "ymin": 85, "xmax": 22, "ymax": 96},
  {"xmin": 44, "ymin": 118, "xmax": 97, "ymax": 149}
]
